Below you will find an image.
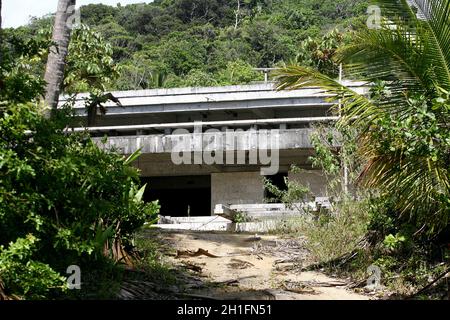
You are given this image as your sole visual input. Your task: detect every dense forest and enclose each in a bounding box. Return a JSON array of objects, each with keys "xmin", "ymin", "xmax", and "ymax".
[{"xmin": 11, "ymin": 0, "xmax": 368, "ymax": 90}]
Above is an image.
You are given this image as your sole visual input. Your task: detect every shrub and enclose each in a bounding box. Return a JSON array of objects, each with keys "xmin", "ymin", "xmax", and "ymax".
[
  {"xmin": 0, "ymin": 235, "xmax": 67, "ymax": 300},
  {"xmin": 0, "ymin": 103, "xmax": 160, "ymax": 299},
  {"xmin": 301, "ymin": 199, "xmax": 370, "ymax": 262}
]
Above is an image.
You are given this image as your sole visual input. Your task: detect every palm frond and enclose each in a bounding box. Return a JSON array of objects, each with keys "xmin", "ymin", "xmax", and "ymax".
[
  {"xmin": 361, "ymin": 149, "xmax": 450, "ymax": 230},
  {"xmin": 275, "ymin": 0, "xmax": 450, "ymax": 233},
  {"xmin": 335, "ymin": 26, "xmax": 424, "ymax": 119},
  {"xmin": 412, "ymin": 0, "xmax": 450, "ymax": 89},
  {"xmin": 375, "ymin": 0, "xmax": 424, "ymax": 22},
  {"xmin": 375, "ymin": 0, "xmax": 450, "ymax": 89}
]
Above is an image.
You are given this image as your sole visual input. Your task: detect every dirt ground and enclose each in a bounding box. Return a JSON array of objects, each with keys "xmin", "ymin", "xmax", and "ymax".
[{"xmin": 154, "ymin": 229, "xmax": 370, "ymax": 300}]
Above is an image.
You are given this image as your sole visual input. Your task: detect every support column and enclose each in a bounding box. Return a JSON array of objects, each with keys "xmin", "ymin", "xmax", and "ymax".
[{"xmin": 211, "ymin": 172, "xmax": 264, "ymax": 214}]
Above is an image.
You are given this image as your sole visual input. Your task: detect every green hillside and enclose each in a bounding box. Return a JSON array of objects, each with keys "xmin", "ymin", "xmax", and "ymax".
[{"xmin": 15, "ymin": 0, "xmax": 369, "ymax": 90}]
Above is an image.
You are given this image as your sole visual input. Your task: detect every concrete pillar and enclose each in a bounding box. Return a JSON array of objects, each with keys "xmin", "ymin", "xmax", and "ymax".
[
  {"xmin": 288, "ymin": 170, "xmax": 328, "ymax": 197},
  {"xmin": 211, "ymin": 172, "xmax": 264, "ymax": 214}
]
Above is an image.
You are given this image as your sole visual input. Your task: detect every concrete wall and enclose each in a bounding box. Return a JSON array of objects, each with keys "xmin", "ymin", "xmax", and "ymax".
[
  {"xmin": 211, "ymin": 172, "xmax": 265, "ymax": 214},
  {"xmin": 92, "ymin": 129, "xmax": 319, "ymax": 155},
  {"xmin": 288, "ymin": 170, "xmax": 328, "ymax": 197}
]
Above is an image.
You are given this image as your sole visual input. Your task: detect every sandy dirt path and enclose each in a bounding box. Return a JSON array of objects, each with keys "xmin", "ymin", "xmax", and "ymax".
[{"xmin": 158, "ymin": 230, "xmax": 370, "ymax": 300}]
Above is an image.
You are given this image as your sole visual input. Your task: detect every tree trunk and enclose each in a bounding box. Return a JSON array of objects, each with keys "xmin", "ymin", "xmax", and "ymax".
[
  {"xmin": 234, "ymin": 0, "xmax": 241, "ymax": 30},
  {"xmin": 43, "ymin": 0, "xmax": 76, "ymax": 118}
]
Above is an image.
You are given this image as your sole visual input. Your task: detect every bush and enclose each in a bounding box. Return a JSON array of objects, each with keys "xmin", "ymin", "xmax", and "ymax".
[
  {"xmin": 0, "ymin": 103, "xmax": 160, "ymax": 299},
  {"xmin": 0, "ymin": 235, "xmax": 67, "ymax": 300},
  {"xmin": 301, "ymin": 200, "xmax": 370, "ymax": 262}
]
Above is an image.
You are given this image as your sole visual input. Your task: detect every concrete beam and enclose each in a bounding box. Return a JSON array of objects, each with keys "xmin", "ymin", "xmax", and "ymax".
[
  {"xmin": 61, "ymin": 82, "xmax": 369, "ymax": 117},
  {"xmin": 92, "ymin": 128, "xmax": 324, "ymax": 155},
  {"xmin": 69, "ymin": 117, "xmax": 339, "ymax": 133}
]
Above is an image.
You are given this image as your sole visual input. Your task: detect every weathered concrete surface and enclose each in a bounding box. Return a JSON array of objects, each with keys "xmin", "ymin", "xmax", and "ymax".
[
  {"xmin": 134, "ymin": 151, "xmax": 313, "ymax": 177},
  {"xmin": 159, "ymin": 216, "xmax": 230, "ymax": 224},
  {"xmin": 62, "ymin": 82, "xmax": 368, "ymax": 128},
  {"xmin": 153, "ymin": 217, "xmax": 284, "ymax": 233},
  {"xmin": 156, "ymin": 215, "xmax": 233, "ymax": 232},
  {"xmin": 288, "ymin": 170, "xmax": 328, "ymax": 197},
  {"xmin": 211, "ymin": 172, "xmax": 265, "ymax": 213},
  {"xmin": 214, "ymin": 203, "xmax": 305, "ymax": 217},
  {"xmin": 153, "ymin": 221, "xmax": 281, "ymax": 233},
  {"xmin": 92, "ymin": 128, "xmax": 319, "ymax": 155},
  {"xmin": 154, "ymin": 223, "xmax": 231, "ymax": 232},
  {"xmin": 62, "ymin": 82, "xmax": 367, "ymax": 117}
]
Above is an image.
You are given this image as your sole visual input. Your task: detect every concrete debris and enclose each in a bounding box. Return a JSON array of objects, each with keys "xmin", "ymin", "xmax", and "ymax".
[
  {"xmin": 214, "ymin": 198, "xmax": 332, "ymax": 219},
  {"xmin": 154, "ymin": 197, "xmax": 331, "ymax": 233},
  {"xmin": 156, "ymin": 215, "xmax": 233, "ymax": 232}
]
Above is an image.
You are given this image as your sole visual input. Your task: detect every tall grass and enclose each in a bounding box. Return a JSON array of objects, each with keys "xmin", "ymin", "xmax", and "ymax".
[{"xmin": 273, "ymin": 199, "xmax": 370, "ymax": 264}]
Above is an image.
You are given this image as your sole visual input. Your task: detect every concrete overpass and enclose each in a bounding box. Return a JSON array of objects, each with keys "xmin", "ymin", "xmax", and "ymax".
[{"xmin": 64, "ymin": 82, "xmax": 367, "ymax": 216}]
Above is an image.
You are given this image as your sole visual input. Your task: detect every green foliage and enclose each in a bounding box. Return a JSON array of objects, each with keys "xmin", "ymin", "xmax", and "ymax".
[
  {"xmin": 0, "ymin": 102, "xmax": 160, "ymax": 298},
  {"xmin": 276, "ymin": 200, "xmax": 370, "ymax": 262},
  {"xmin": 276, "ymin": 0, "xmax": 450, "ymax": 236},
  {"xmin": 308, "ymin": 123, "xmax": 360, "ymax": 195},
  {"xmin": 114, "ymin": 53, "xmax": 164, "ymax": 90},
  {"xmin": 145, "ymin": 35, "xmax": 208, "ymax": 76},
  {"xmin": 309, "ymin": 130, "xmax": 341, "ymax": 176},
  {"xmin": 0, "ymin": 235, "xmax": 67, "ymax": 300},
  {"xmin": 383, "ymin": 233, "xmax": 406, "ymax": 252},
  {"xmin": 365, "ymin": 89, "xmax": 450, "ymax": 232},
  {"xmin": 233, "ymin": 211, "xmax": 250, "ymax": 224},
  {"xmin": 295, "ymin": 29, "xmax": 347, "ymax": 77},
  {"xmin": 64, "ymin": 25, "xmax": 120, "ymax": 94},
  {"xmin": 263, "ymin": 166, "xmax": 311, "ymax": 209},
  {"xmin": 217, "ymin": 59, "xmax": 262, "ymax": 85},
  {"xmin": 63, "ymin": 25, "xmax": 122, "ymax": 126},
  {"xmin": 80, "ymin": 4, "xmax": 118, "ymax": 27},
  {"xmin": 0, "ymin": 29, "xmax": 51, "ymax": 106},
  {"xmin": 0, "ymin": 20, "xmax": 160, "ymax": 300},
  {"xmin": 370, "ymin": 246, "xmax": 449, "ymax": 297},
  {"xmin": 308, "ymin": 200, "xmax": 369, "ymax": 262},
  {"xmin": 241, "ymin": 20, "xmax": 297, "ymax": 67},
  {"xmin": 0, "ymin": 101, "xmax": 160, "ymax": 256},
  {"xmin": 14, "ymin": 0, "xmax": 369, "ymax": 90},
  {"xmin": 93, "ymin": 19, "xmax": 143, "ymax": 61},
  {"xmin": 184, "ymin": 69, "xmax": 219, "ymax": 87},
  {"xmin": 134, "ymin": 232, "xmax": 177, "ymax": 285},
  {"xmin": 273, "ymin": 2, "xmax": 449, "ymax": 296}
]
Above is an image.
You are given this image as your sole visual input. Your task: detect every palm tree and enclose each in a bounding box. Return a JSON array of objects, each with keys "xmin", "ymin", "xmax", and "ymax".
[
  {"xmin": 43, "ymin": 0, "xmax": 76, "ymax": 118},
  {"xmin": 275, "ymin": 0, "xmax": 450, "ymax": 233}
]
